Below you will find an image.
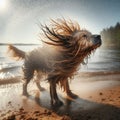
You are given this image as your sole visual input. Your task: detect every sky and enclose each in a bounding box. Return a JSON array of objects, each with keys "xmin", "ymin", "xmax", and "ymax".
[{"xmin": 0, "ymin": 0, "xmax": 120, "ymax": 44}]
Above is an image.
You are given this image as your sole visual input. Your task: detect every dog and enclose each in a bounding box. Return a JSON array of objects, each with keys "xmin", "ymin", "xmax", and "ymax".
[{"xmin": 8, "ymin": 18, "xmax": 102, "ymax": 106}]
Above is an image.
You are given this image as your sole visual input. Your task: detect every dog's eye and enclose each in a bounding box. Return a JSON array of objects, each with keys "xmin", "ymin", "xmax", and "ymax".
[{"xmin": 82, "ymin": 34, "xmax": 87, "ymax": 38}]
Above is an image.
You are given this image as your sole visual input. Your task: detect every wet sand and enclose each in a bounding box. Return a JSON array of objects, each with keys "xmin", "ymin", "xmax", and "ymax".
[{"xmin": 0, "ymin": 71, "xmax": 120, "ymax": 120}]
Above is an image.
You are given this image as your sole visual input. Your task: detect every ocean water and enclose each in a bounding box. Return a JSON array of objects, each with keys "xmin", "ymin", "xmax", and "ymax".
[{"xmin": 0, "ymin": 45, "xmax": 120, "ymax": 81}]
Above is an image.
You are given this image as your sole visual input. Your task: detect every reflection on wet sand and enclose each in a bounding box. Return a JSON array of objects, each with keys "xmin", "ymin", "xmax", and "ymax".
[{"xmin": 0, "ymin": 72, "xmax": 120, "ymax": 119}]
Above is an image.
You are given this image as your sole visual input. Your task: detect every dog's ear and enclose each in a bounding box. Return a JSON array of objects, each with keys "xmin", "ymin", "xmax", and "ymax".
[{"xmin": 68, "ymin": 31, "xmax": 81, "ymax": 45}]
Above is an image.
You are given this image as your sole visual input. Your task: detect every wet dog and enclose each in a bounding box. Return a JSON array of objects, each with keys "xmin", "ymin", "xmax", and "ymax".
[{"xmin": 8, "ymin": 18, "xmax": 102, "ymax": 106}]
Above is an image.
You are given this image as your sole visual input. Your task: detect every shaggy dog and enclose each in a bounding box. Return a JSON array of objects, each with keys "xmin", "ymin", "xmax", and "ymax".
[{"xmin": 8, "ymin": 18, "xmax": 102, "ymax": 106}]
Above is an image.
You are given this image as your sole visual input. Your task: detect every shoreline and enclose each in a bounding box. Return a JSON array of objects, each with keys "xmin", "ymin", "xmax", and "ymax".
[{"xmin": 0, "ymin": 71, "xmax": 120, "ymax": 85}]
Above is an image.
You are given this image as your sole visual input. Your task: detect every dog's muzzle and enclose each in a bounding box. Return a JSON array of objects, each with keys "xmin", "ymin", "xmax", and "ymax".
[{"xmin": 92, "ymin": 35, "xmax": 102, "ymax": 46}]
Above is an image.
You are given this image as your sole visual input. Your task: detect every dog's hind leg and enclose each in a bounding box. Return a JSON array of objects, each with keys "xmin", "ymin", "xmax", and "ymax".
[
  {"xmin": 65, "ymin": 80, "xmax": 78, "ymax": 99},
  {"xmin": 22, "ymin": 79, "xmax": 30, "ymax": 96},
  {"xmin": 22, "ymin": 66, "xmax": 34, "ymax": 96}
]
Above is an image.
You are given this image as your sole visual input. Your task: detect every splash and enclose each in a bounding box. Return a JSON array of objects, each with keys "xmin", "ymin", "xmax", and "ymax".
[{"xmin": 0, "ymin": 72, "xmax": 15, "ymax": 80}]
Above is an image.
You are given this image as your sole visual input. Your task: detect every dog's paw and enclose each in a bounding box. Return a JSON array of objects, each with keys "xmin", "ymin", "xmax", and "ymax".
[
  {"xmin": 51, "ymin": 100, "xmax": 63, "ymax": 107},
  {"xmin": 67, "ymin": 92, "xmax": 78, "ymax": 99}
]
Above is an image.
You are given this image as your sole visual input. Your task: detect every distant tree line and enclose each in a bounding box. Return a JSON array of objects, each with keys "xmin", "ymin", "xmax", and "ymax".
[{"xmin": 100, "ymin": 22, "xmax": 120, "ymax": 48}]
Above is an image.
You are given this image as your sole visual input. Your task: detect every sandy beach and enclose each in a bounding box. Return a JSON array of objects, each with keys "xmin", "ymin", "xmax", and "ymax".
[
  {"xmin": 0, "ymin": 0, "xmax": 120, "ymax": 119},
  {"xmin": 0, "ymin": 71, "xmax": 120, "ymax": 120}
]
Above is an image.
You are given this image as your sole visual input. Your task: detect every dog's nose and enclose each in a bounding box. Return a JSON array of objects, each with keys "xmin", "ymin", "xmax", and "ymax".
[
  {"xmin": 92, "ymin": 34, "xmax": 102, "ymax": 45},
  {"xmin": 95, "ymin": 35, "xmax": 101, "ymax": 39}
]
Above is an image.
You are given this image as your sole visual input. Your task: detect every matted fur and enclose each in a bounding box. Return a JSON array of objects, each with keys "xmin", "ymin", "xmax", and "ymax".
[{"xmin": 8, "ymin": 18, "xmax": 101, "ymax": 106}]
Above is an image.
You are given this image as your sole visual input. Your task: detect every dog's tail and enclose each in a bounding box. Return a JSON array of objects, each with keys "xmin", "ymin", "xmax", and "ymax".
[{"xmin": 7, "ymin": 44, "xmax": 25, "ymax": 60}]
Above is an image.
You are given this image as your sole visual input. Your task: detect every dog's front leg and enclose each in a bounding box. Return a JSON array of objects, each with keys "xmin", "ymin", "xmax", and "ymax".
[
  {"xmin": 34, "ymin": 70, "xmax": 45, "ymax": 91},
  {"xmin": 35, "ymin": 71, "xmax": 45, "ymax": 91},
  {"xmin": 65, "ymin": 80, "xmax": 78, "ymax": 99},
  {"xmin": 49, "ymin": 82, "xmax": 63, "ymax": 106}
]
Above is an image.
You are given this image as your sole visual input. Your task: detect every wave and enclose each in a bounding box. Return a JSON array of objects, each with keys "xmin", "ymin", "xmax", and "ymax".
[
  {"xmin": 0, "ymin": 76, "xmax": 21, "ymax": 85},
  {"xmin": 0, "ymin": 66, "xmax": 20, "ymax": 72},
  {"xmin": 0, "ymin": 65, "xmax": 21, "ymax": 85}
]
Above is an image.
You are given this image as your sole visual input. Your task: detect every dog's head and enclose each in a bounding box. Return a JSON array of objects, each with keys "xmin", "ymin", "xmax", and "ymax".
[
  {"xmin": 42, "ymin": 18, "xmax": 102, "ymax": 57},
  {"xmin": 72, "ymin": 30, "xmax": 102, "ymax": 55}
]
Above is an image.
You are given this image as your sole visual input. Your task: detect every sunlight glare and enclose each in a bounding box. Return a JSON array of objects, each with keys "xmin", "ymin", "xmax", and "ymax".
[{"xmin": 0, "ymin": 0, "xmax": 7, "ymax": 11}]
